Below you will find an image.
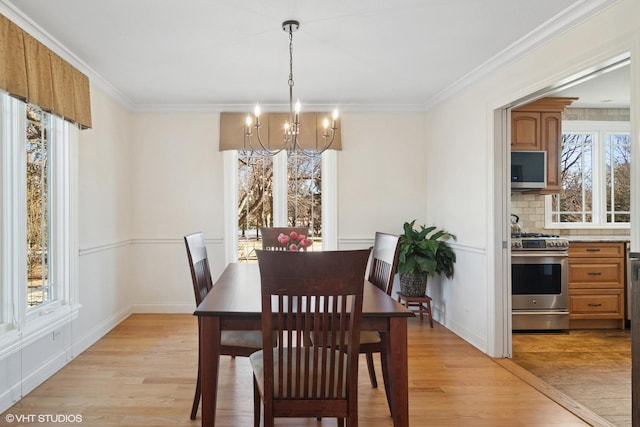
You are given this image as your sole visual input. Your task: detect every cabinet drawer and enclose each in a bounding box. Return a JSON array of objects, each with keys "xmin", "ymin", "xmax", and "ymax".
[
  {"xmin": 568, "ymin": 242, "xmax": 625, "ymax": 257},
  {"xmin": 569, "ymin": 289, "xmax": 624, "ymax": 319},
  {"xmin": 568, "ymin": 258, "xmax": 624, "ymax": 288}
]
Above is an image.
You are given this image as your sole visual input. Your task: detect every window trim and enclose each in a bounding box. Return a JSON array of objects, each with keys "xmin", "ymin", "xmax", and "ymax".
[{"xmin": 545, "ymin": 120, "xmax": 631, "ymax": 229}]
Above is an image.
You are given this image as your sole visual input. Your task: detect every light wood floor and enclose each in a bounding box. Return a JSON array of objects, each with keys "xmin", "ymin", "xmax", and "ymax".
[
  {"xmin": 512, "ymin": 329, "xmax": 631, "ymax": 427},
  {"xmin": 3, "ymin": 314, "xmax": 594, "ymax": 426}
]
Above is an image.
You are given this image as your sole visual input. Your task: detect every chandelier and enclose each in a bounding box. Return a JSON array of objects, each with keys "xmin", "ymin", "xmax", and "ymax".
[{"xmin": 244, "ymin": 20, "xmax": 339, "ymax": 157}]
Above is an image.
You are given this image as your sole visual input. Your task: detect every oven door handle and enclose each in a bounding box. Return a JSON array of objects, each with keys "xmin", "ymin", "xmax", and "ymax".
[
  {"xmin": 512, "ymin": 251, "xmax": 568, "ymax": 258},
  {"xmin": 512, "ymin": 310, "xmax": 570, "ymax": 314}
]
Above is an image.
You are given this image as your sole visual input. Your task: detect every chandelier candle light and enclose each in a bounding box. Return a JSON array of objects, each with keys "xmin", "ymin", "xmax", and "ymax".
[{"xmin": 244, "ymin": 20, "xmax": 339, "ymax": 156}]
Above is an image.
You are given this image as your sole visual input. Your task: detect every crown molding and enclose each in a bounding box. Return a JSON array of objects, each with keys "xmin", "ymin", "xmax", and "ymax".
[{"xmin": 131, "ymin": 102, "xmax": 429, "ymax": 114}]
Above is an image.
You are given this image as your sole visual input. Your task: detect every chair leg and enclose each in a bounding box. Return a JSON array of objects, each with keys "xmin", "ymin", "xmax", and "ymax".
[
  {"xmin": 365, "ymin": 352, "xmax": 378, "ymax": 388},
  {"xmin": 426, "ymin": 298, "xmax": 434, "ymax": 328},
  {"xmin": 190, "ymin": 360, "xmax": 201, "ymax": 419},
  {"xmin": 253, "ymin": 378, "xmax": 261, "ymax": 427}
]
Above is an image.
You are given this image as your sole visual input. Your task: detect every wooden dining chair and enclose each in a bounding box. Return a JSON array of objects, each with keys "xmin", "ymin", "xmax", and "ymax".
[
  {"xmin": 184, "ymin": 232, "xmax": 263, "ymax": 420},
  {"xmin": 260, "ymin": 226, "xmax": 311, "ymax": 251},
  {"xmin": 361, "ymin": 232, "xmax": 401, "ymax": 390},
  {"xmin": 251, "ymin": 249, "xmax": 371, "ymax": 427}
]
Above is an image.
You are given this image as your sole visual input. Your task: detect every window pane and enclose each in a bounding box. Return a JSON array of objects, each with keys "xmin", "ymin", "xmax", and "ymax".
[
  {"xmin": 287, "ymin": 151, "xmax": 321, "ymax": 237},
  {"xmin": 26, "ymin": 105, "xmax": 50, "ymax": 307},
  {"xmin": 605, "ymin": 133, "xmax": 630, "ymax": 223},
  {"xmin": 555, "ymin": 133, "xmax": 593, "ymax": 223},
  {"xmin": 237, "ymin": 150, "xmax": 273, "ymax": 262}
]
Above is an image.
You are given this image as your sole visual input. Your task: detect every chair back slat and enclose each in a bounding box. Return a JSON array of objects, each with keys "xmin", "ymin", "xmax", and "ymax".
[
  {"xmin": 368, "ymin": 232, "xmax": 401, "ymax": 295},
  {"xmin": 260, "ymin": 226, "xmax": 311, "ymax": 251},
  {"xmin": 256, "ymin": 249, "xmax": 370, "ymax": 407},
  {"xmin": 184, "ymin": 232, "xmax": 213, "ymax": 305}
]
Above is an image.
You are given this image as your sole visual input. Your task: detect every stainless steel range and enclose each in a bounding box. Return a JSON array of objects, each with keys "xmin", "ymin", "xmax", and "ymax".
[{"xmin": 511, "ymin": 233, "xmax": 569, "ymax": 331}]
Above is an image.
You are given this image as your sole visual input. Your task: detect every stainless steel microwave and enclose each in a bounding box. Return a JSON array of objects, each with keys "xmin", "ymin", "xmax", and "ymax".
[{"xmin": 511, "ymin": 151, "xmax": 546, "ymax": 189}]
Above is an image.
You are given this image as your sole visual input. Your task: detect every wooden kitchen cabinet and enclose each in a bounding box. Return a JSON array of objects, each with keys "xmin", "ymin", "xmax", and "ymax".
[
  {"xmin": 568, "ymin": 241, "xmax": 625, "ymax": 329},
  {"xmin": 511, "ymin": 97, "xmax": 577, "ymax": 193},
  {"xmin": 511, "ymin": 111, "xmax": 543, "ymax": 150}
]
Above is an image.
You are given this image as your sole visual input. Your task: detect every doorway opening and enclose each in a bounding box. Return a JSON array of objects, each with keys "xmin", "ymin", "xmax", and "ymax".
[{"xmin": 498, "ymin": 54, "xmax": 632, "ymax": 427}]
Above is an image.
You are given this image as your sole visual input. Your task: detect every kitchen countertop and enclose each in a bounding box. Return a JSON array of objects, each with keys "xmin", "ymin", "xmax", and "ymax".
[{"xmin": 564, "ymin": 235, "xmax": 630, "ymax": 243}]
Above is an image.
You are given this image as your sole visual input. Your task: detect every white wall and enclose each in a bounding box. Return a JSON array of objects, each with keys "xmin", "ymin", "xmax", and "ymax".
[
  {"xmin": 128, "ymin": 112, "xmax": 227, "ymax": 312},
  {"xmin": 338, "ymin": 113, "xmax": 429, "ymax": 245},
  {"xmin": 424, "ymin": 0, "xmax": 640, "ymax": 356},
  {"xmin": 75, "ymin": 86, "xmax": 134, "ymax": 352}
]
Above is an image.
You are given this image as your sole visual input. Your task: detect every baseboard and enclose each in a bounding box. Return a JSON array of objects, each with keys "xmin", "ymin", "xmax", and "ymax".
[
  {"xmin": 438, "ymin": 311, "xmax": 489, "ymax": 354},
  {"xmin": 72, "ymin": 305, "xmax": 132, "ymax": 356}
]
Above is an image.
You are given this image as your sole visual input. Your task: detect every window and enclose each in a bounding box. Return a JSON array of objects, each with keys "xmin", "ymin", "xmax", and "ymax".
[
  {"xmin": 236, "ymin": 150, "xmax": 324, "ymax": 261},
  {"xmin": 225, "ymin": 149, "xmax": 336, "ymax": 263},
  {"xmin": 547, "ymin": 121, "xmax": 631, "ymax": 227},
  {"xmin": 1, "ymin": 91, "xmax": 78, "ymax": 338}
]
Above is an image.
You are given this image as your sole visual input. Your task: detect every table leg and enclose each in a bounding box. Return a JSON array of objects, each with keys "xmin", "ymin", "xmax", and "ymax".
[
  {"xmin": 386, "ymin": 317, "xmax": 409, "ymax": 427},
  {"xmin": 379, "ymin": 332, "xmax": 393, "ymax": 415},
  {"xmin": 200, "ymin": 316, "xmax": 221, "ymax": 427}
]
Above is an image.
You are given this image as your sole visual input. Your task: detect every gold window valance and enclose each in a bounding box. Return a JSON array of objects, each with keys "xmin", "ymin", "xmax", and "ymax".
[
  {"xmin": 0, "ymin": 14, "xmax": 92, "ymax": 129},
  {"xmin": 219, "ymin": 112, "xmax": 342, "ymax": 151}
]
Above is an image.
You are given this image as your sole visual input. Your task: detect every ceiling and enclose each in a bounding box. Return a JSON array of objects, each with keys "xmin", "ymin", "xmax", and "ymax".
[
  {"xmin": 2, "ymin": 0, "xmax": 625, "ymax": 111},
  {"xmin": 553, "ymin": 63, "xmax": 630, "ymax": 108}
]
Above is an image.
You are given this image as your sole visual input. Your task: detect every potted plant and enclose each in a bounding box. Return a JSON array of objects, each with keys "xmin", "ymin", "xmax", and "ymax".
[{"xmin": 397, "ymin": 220, "xmax": 457, "ymax": 297}]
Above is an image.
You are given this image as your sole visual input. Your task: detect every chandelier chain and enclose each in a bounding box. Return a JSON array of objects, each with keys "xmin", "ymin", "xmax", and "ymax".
[
  {"xmin": 288, "ymin": 27, "xmax": 294, "ymax": 125},
  {"xmin": 288, "ymin": 28, "xmax": 294, "ymax": 89}
]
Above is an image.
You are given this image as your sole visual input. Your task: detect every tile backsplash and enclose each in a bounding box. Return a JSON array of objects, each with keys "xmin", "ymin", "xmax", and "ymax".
[
  {"xmin": 511, "ymin": 192, "xmax": 545, "ymax": 233},
  {"xmin": 510, "ymin": 192, "xmax": 630, "ymax": 237}
]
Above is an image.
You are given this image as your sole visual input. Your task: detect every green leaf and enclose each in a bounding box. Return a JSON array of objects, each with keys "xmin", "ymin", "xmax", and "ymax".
[{"xmin": 397, "ymin": 221, "xmax": 456, "ymax": 278}]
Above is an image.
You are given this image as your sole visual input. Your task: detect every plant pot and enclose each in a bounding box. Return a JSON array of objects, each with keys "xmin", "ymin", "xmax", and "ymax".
[{"xmin": 399, "ymin": 272, "xmax": 429, "ymax": 297}]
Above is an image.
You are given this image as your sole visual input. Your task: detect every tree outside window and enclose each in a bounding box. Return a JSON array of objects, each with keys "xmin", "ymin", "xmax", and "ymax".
[
  {"xmin": 26, "ymin": 105, "xmax": 51, "ymax": 307},
  {"xmin": 605, "ymin": 133, "xmax": 631, "ymax": 223},
  {"xmin": 549, "ymin": 121, "xmax": 630, "ymax": 227}
]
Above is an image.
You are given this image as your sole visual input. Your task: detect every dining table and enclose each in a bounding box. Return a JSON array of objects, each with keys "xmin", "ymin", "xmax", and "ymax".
[{"xmin": 194, "ymin": 262, "xmax": 414, "ymax": 427}]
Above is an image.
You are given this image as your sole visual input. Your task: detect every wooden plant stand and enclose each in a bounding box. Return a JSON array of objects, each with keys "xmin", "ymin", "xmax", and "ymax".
[{"xmin": 397, "ymin": 292, "xmax": 434, "ymax": 328}]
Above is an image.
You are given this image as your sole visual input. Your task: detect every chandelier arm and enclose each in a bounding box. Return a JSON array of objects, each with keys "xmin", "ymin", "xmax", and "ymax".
[
  {"xmin": 245, "ymin": 120, "xmax": 287, "ymax": 155},
  {"xmin": 298, "ymin": 128, "xmax": 337, "ymax": 157}
]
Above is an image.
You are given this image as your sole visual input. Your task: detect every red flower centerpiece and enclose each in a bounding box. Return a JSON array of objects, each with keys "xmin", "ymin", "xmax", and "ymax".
[{"xmin": 277, "ymin": 231, "xmax": 313, "ymax": 251}]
